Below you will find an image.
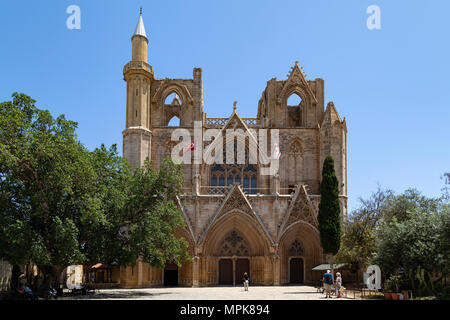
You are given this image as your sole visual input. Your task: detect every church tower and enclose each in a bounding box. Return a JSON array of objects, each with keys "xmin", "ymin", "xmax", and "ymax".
[{"xmin": 123, "ymin": 9, "xmax": 154, "ymax": 169}]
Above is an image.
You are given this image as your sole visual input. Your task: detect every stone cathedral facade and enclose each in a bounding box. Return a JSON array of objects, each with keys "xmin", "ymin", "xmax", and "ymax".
[{"xmin": 118, "ymin": 13, "xmax": 347, "ymax": 287}]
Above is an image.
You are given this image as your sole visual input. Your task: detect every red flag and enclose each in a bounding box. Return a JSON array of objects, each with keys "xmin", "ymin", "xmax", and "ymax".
[
  {"xmin": 272, "ymin": 143, "xmax": 281, "ymax": 160},
  {"xmin": 184, "ymin": 141, "xmax": 196, "ymax": 153}
]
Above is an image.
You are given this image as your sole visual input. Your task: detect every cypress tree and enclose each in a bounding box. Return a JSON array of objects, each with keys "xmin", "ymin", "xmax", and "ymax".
[{"xmin": 318, "ymin": 155, "xmax": 342, "ymax": 275}]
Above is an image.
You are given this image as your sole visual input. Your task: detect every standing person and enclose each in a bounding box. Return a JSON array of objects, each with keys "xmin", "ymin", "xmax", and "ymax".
[
  {"xmin": 243, "ymin": 272, "xmax": 249, "ymax": 292},
  {"xmin": 335, "ymin": 272, "xmax": 342, "ymax": 298},
  {"xmin": 17, "ymin": 274, "xmax": 36, "ymax": 299},
  {"xmin": 323, "ymin": 269, "xmax": 333, "ymax": 298}
]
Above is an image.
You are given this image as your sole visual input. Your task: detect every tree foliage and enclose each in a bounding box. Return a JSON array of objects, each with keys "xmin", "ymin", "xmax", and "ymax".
[
  {"xmin": 372, "ymin": 189, "xmax": 449, "ymax": 278},
  {"xmin": 0, "ymin": 93, "xmax": 190, "ymax": 277},
  {"xmin": 374, "ymin": 208, "xmax": 447, "ymax": 276},
  {"xmin": 442, "ymin": 172, "xmax": 450, "ymax": 202},
  {"xmin": 337, "ymin": 187, "xmax": 448, "ymax": 271},
  {"xmin": 317, "ymin": 155, "xmax": 342, "ymax": 256},
  {"xmin": 335, "ymin": 186, "xmax": 393, "ymax": 267},
  {"xmin": 116, "ymin": 158, "xmax": 190, "ymax": 268}
]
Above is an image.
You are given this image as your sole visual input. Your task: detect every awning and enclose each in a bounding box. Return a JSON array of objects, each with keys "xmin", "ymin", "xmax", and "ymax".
[
  {"xmin": 311, "ymin": 263, "xmax": 347, "ymax": 271},
  {"xmin": 90, "ymin": 263, "xmax": 110, "ymax": 269}
]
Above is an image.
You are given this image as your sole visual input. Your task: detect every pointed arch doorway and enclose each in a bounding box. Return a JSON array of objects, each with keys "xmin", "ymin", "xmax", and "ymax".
[
  {"xmin": 289, "ymin": 258, "xmax": 304, "ymax": 284},
  {"xmin": 288, "ymin": 239, "xmax": 305, "ymax": 284},
  {"xmin": 218, "ymin": 259, "xmax": 233, "ymax": 285},
  {"xmin": 217, "ymin": 230, "xmax": 251, "ymax": 286},
  {"xmin": 164, "ymin": 262, "xmax": 178, "ymax": 286},
  {"xmin": 235, "ymin": 258, "xmax": 250, "ymax": 285}
]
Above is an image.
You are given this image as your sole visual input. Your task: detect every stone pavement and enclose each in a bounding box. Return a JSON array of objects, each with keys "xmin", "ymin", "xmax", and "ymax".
[{"xmin": 61, "ymin": 285, "xmax": 358, "ymax": 300}]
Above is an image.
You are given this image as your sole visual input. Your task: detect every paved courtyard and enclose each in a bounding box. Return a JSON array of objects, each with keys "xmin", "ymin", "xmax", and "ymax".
[{"xmin": 61, "ymin": 285, "xmax": 359, "ymax": 300}]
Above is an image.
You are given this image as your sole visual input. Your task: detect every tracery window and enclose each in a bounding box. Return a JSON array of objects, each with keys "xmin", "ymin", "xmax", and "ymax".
[
  {"xmin": 210, "ymin": 144, "xmax": 258, "ymax": 194},
  {"xmin": 287, "ymin": 139, "xmax": 303, "ymax": 186},
  {"xmin": 289, "ymin": 240, "xmax": 304, "ymax": 256},
  {"xmin": 210, "ymin": 163, "xmax": 257, "ymax": 194},
  {"xmin": 219, "ymin": 230, "xmax": 250, "ymax": 256},
  {"xmin": 163, "ymin": 91, "xmax": 182, "ymax": 126}
]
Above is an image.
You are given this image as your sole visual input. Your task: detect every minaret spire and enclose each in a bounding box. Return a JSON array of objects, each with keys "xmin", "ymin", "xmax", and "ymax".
[{"xmin": 133, "ymin": 8, "xmax": 147, "ymax": 39}]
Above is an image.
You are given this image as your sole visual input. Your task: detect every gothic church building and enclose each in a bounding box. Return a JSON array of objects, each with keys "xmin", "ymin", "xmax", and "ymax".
[{"xmin": 119, "ymin": 13, "xmax": 347, "ymax": 287}]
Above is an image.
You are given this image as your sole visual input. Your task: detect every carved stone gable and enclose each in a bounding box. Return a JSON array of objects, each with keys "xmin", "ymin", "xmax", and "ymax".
[
  {"xmin": 286, "ymin": 196, "xmax": 317, "ymax": 228},
  {"xmin": 220, "ymin": 186, "xmax": 252, "ymax": 216},
  {"xmin": 279, "ymin": 185, "xmax": 319, "ymax": 239}
]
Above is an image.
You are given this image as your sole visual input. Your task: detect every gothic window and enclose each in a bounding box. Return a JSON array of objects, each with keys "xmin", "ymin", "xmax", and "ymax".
[
  {"xmin": 167, "ymin": 115, "xmax": 180, "ymax": 126},
  {"xmin": 287, "ymin": 93, "xmax": 303, "ymax": 127},
  {"xmin": 164, "ymin": 92, "xmax": 181, "ymax": 105},
  {"xmin": 210, "ymin": 143, "xmax": 258, "ymax": 194},
  {"xmin": 210, "ymin": 164, "xmax": 257, "ymax": 194},
  {"xmin": 289, "ymin": 140, "xmax": 302, "ymax": 154},
  {"xmin": 219, "ymin": 230, "xmax": 250, "ymax": 256},
  {"xmin": 164, "ymin": 91, "xmax": 182, "ymax": 126},
  {"xmin": 287, "ymin": 93, "xmax": 302, "ymax": 106},
  {"xmin": 288, "ymin": 139, "xmax": 303, "ymax": 186},
  {"xmin": 289, "ymin": 240, "xmax": 304, "ymax": 256}
]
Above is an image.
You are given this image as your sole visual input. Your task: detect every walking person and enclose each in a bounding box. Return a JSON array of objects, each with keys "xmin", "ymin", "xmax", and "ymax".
[
  {"xmin": 243, "ymin": 272, "xmax": 249, "ymax": 292},
  {"xmin": 335, "ymin": 272, "xmax": 342, "ymax": 298},
  {"xmin": 323, "ymin": 269, "xmax": 333, "ymax": 298}
]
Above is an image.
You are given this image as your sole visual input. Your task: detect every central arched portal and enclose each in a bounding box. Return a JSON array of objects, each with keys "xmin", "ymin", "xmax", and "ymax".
[
  {"xmin": 202, "ymin": 211, "xmax": 273, "ymax": 286},
  {"xmin": 217, "ymin": 230, "xmax": 251, "ymax": 286}
]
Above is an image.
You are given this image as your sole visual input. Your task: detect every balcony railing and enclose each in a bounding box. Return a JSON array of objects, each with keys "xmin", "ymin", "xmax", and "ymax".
[
  {"xmin": 200, "ymin": 186, "xmax": 230, "ymax": 195},
  {"xmin": 205, "ymin": 118, "xmax": 259, "ymax": 128},
  {"xmin": 199, "ymin": 186, "xmax": 271, "ymax": 195},
  {"xmin": 181, "ymin": 186, "xmax": 310, "ymax": 196},
  {"xmin": 123, "ymin": 61, "xmax": 154, "ymax": 75}
]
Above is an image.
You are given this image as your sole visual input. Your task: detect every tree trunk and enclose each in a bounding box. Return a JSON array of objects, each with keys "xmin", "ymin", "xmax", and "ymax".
[
  {"xmin": 329, "ymin": 254, "xmax": 335, "ymax": 285},
  {"xmin": 10, "ymin": 265, "xmax": 21, "ymax": 292}
]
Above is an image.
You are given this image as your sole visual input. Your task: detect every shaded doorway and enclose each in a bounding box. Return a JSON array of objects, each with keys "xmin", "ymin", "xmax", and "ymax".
[
  {"xmin": 218, "ymin": 259, "xmax": 233, "ymax": 285},
  {"xmin": 235, "ymin": 259, "xmax": 250, "ymax": 285},
  {"xmin": 289, "ymin": 258, "xmax": 304, "ymax": 284},
  {"xmin": 164, "ymin": 263, "xmax": 178, "ymax": 286}
]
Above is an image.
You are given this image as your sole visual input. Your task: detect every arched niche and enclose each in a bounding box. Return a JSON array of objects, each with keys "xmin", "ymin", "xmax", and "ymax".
[
  {"xmin": 277, "ymin": 221, "xmax": 321, "ymax": 284},
  {"xmin": 201, "ymin": 211, "xmax": 272, "ymax": 257}
]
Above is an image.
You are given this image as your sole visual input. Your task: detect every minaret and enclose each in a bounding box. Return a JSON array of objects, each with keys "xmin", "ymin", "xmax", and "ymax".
[
  {"xmin": 123, "ymin": 9, "xmax": 154, "ymax": 169},
  {"xmin": 131, "ymin": 8, "xmax": 148, "ymax": 62}
]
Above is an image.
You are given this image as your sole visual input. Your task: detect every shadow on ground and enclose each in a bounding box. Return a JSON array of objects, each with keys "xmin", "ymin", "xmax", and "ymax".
[
  {"xmin": 63, "ymin": 291, "xmax": 174, "ymax": 300},
  {"xmin": 284, "ymin": 292, "xmax": 322, "ymax": 295}
]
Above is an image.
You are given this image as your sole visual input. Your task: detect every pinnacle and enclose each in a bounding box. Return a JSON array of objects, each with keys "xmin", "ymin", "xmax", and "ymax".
[{"xmin": 133, "ymin": 11, "xmax": 147, "ymax": 38}]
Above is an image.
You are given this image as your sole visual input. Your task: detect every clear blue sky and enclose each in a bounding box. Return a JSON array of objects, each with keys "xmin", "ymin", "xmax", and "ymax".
[{"xmin": 1, "ymin": 0, "xmax": 449, "ymax": 212}]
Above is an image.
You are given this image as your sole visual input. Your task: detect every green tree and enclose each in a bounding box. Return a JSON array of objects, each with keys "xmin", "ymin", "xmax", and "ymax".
[
  {"xmin": 441, "ymin": 172, "xmax": 449, "ymax": 202},
  {"xmin": 0, "ymin": 93, "xmax": 190, "ymax": 288},
  {"xmin": 382, "ymin": 188, "xmax": 442, "ymax": 223},
  {"xmin": 78, "ymin": 143, "xmax": 132, "ymax": 266},
  {"xmin": 374, "ymin": 209, "xmax": 444, "ymax": 276},
  {"xmin": 317, "ymin": 155, "xmax": 342, "ymax": 276},
  {"xmin": 0, "ymin": 93, "xmax": 91, "ymax": 275},
  {"xmin": 335, "ymin": 187, "xmax": 393, "ymax": 268},
  {"xmin": 439, "ymin": 208, "xmax": 450, "ymax": 276},
  {"xmin": 117, "ymin": 158, "xmax": 190, "ymax": 268},
  {"xmin": 372, "ymin": 190, "xmax": 449, "ymax": 297}
]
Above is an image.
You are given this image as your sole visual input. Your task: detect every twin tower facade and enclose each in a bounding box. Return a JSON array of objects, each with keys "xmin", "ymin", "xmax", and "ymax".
[{"xmin": 119, "ymin": 13, "xmax": 348, "ymax": 287}]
